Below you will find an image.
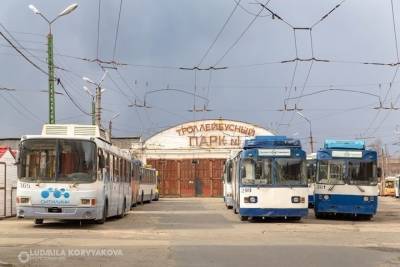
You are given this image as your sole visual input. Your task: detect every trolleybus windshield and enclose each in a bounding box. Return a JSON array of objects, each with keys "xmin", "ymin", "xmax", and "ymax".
[
  {"xmin": 275, "ymin": 158, "xmax": 306, "ymax": 186},
  {"xmin": 20, "ymin": 139, "xmax": 96, "ymax": 183},
  {"xmin": 348, "ymin": 160, "xmax": 377, "ymax": 185},
  {"xmin": 318, "ymin": 160, "xmax": 346, "ymax": 185},
  {"xmin": 240, "ymin": 158, "xmax": 305, "ymax": 186}
]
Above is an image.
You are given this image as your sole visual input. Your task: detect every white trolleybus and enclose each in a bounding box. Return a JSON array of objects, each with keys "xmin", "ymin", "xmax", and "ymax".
[
  {"xmin": 231, "ymin": 136, "xmax": 308, "ymax": 221},
  {"xmin": 137, "ymin": 165, "xmax": 159, "ymax": 204},
  {"xmin": 16, "ymin": 124, "xmax": 133, "ymax": 224},
  {"xmin": 306, "ymin": 153, "xmax": 317, "ymax": 208},
  {"xmin": 314, "ymin": 140, "xmax": 380, "ymax": 219},
  {"xmin": 223, "ymin": 158, "xmax": 234, "ymax": 209}
]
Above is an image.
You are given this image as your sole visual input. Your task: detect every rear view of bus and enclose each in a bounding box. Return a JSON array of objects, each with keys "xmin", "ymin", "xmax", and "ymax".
[
  {"xmin": 232, "ymin": 136, "xmax": 308, "ymax": 221},
  {"xmin": 223, "ymin": 159, "xmax": 234, "ymax": 209},
  {"xmin": 314, "ymin": 140, "xmax": 380, "ymax": 219}
]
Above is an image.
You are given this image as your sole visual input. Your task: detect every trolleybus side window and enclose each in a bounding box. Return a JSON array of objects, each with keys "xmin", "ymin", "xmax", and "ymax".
[
  {"xmin": 240, "ymin": 159, "xmax": 255, "ymax": 185},
  {"xmin": 227, "ymin": 163, "xmax": 232, "ymax": 183},
  {"xmin": 105, "ymin": 152, "xmax": 110, "ymax": 181}
]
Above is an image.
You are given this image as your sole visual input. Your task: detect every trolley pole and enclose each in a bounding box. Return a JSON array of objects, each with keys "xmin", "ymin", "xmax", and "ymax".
[{"xmin": 48, "ymin": 32, "xmax": 55, "ymax": 124}]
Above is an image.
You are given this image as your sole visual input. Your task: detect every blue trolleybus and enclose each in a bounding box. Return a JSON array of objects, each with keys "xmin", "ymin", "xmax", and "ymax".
[
  {"xmin": 314, "ymin": 140, "xmax": 380, "ymax": 219},
  {"xmin": 231, "ymin": 136, "xmax": 308, "ymax": 221}
]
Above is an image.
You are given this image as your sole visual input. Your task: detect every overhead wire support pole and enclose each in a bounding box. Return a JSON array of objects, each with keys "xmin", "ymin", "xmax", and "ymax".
[{"xmin": 28, "ymin": 3, "xmax": 78, "ymax": 124}]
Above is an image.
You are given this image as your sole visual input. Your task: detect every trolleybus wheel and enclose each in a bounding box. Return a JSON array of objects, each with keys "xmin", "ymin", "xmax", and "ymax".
[
  {"xmin": 34, "ymin": 219, "xmax": 43, "ymax": 225},
  {"xmin": 234, "ymin": 207, "xmax": 238, "ymax": 214},
  {"xmin": 240, "ymin": 216, "xmax": 248, "ymax": 221},
  {"xmin": 118, "ymin": 199, "xmax": 126, "ymax": 218},
  {"xmin": 315, "ymin": 212, "xmax": 323, "ymax": 219},
  {"xmin": 154, "ymin": 193, "xmax": 159, "ymax": 201},
  {"xmin": 96, "ymin": 201, "xmax": 108, "ymax": 224}
]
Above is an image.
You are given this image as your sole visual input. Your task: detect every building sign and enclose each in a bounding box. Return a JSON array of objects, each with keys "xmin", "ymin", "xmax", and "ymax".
[
  {"xmin": 176, "ymin": 122, "xmax": 256, "ymax": 137},
  {"xmin": 175, "ymin": 122, "xmax": 258, "ymax": 148},
  {"xmin": 142, "ymin": 119, "xmax": 273, "ymax": 151}
]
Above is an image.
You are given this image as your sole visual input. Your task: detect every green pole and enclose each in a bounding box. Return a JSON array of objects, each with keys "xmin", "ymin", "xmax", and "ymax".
[
  {"xmin": 92, "ymin": 100, "xmax": 96, "ymax": 125},
  {"xmin": 47, "ymin": 33, "xmax": 55, "ymax": 124}
]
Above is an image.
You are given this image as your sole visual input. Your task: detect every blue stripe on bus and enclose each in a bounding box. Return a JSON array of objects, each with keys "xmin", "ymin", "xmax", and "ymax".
[
  {"xmin": 239, "ymin": 208, "xmax": 308, "ymax": 217},
  {"xmin": 314, "ymin": 194, "xmax": 378, "ymax": 215}
]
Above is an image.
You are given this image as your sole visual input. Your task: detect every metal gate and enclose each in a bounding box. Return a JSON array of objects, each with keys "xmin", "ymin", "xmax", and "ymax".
[
  {"xmin": 147, "ymin": 158, "xmax": 225, "ymax": 197},
  {"xmin": 0, "ymin": 162, "xmax": 17, "ymax": 218}
]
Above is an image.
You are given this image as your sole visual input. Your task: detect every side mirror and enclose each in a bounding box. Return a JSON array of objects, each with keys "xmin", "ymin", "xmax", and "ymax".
[
  {"xmin": 99, "ymin": 155, "xmax": 105, "ymax": 169},
  {"xmin": 377, "ymin": 167, "xmax": 382, "ymax": 178},
  {"xmin": 14, "ymin": 150, "xmax": 21, "ymax": 165},
  {"xmin": 240, "ymin": 166, "xmax": 246, "ymax": 179}
]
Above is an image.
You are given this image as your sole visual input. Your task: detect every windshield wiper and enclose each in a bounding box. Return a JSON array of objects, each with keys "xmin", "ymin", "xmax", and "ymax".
[
  {"xmin": 328, "ymin": 184, "xmax": 336, "ymax": 191},
  {"xmin": 356, "ymin": 185, "xmax": 365, "ymax": 193}
]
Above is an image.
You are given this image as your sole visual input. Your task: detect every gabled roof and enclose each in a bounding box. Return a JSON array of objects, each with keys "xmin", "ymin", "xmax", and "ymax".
[{"xmin": 0, "ymin": 147, "xmax": 16, "ymax": 159}]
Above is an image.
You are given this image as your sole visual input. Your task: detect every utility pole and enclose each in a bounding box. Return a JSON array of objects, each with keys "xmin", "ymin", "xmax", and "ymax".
[
  {"xmin": 47, "ymin": 33, "xmax": 55, "ymax": 124},
  {"xmin": 109, "ymin": 113, "xmax": 120, "ymax": 139},
  {"xmin": 296, "ymin": 111, "xmax": 314, "ymax": 153},
  {"xmin": 29, "ymin": 3, "xmax": 78, "ymax": 124},
  {"xmin": 95, "ymin": 86, "xmax": 102, "ymax": 126},
  {"xmin": 381, "ymin": 147, "xmax": 386, "ymax": 196},
  {"xmin": 83, "ymin": 71, "xmax": 107, "ymax": 127}
]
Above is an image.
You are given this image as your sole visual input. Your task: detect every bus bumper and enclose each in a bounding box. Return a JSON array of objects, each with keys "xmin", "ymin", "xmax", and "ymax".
[
  {"xmin": 314, "ymin": 194, "xmax": 378, "ymax": 215},
  {"xmin": 16, "ymin": 206, "xmax": 98, "ymax": 220},
  {"xmin": 239, "ymin": 208, "xmax": 308, "ymax": 218}
]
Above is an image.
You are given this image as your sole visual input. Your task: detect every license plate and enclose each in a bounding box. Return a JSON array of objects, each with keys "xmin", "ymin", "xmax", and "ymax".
[{"xmin": 48, "ymin": 207, "xmax": 62, "ymax": 213}]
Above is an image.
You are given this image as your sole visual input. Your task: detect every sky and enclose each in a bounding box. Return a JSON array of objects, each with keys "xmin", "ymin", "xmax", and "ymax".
[{"xmin": 1, "ymin": 0, "xmax": 400, "ymax": 154}]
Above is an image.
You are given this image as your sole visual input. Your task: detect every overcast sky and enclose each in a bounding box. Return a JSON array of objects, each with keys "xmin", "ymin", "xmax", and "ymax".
[{"xmin": 1, "ymin": 0, "xmax": 400, "ymax": 153}]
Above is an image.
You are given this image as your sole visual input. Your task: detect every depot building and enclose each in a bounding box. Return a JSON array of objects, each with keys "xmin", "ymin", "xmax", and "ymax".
[{"xmin": 132, "ymin": 119, "xmax": 274, "ymax": 197}]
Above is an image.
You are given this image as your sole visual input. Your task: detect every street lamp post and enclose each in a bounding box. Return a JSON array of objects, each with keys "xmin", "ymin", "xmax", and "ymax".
[
  {"xmin": 83, "ymin": 71, "xmax": 108, "ymax": 127},
  {"xmin": 296, "ymin": 111, "xmax": 314, "ymax": 153},
  {"xmin": 29, "ymin": 3, "xmax": 78, "ymax": 124},
  {"xmin": 109, "ymin": 113, "xmax": 120, "ymax": 139},
  {"xmin": 83, "ymin": 86, "xmax": 96, "ymax": 125}
]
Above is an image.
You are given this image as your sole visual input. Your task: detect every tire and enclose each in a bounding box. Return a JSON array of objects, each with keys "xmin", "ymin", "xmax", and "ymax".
[
  {"xmin": 118, "ymin": 200, "xmax": 126, "ymax": 219},
  {"xmin": 315, "ymin": 212, "xmax": 323, "ymax": 219},
  {"xmin": 96, "ymin": 201, "xmax": 108, "ymax": 224},
  {"xmin": 240, "ymin": 216, "xmax": 248, "ymax": 221},
  {"xmin": 290, "ymin": 217, "xmax": 302, "ymax": 221},
  {"xmin": 149, "ymin": 191, "xmax": 153, "ymax": 203},
  {"xmin": 233, "ymin": 207, "xmax": 239, "ymax": 214},
  {"xmin": 34, "ymin": 219, "xmax": 43, "ymax": 225},
  {"xmin": 154, "ymin": 193, "xmax": 159, "ymax": 201}
]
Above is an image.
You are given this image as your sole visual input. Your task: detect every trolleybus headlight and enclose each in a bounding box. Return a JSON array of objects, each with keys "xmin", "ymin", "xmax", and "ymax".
[
  {"xmin": 249, "ymin": 196, "xmax": 257, "ymax": 203},
  {"xmin": 244, "ymin": 196, "xmax": 258, "ymax": 203},
  {"xmin": 80, "ymin": 198, "xmax": 96, "ymax": 206},
  {"xmin": 363, "ymin": 196, "xmax": 369, "ymax": 202},
  {"xmin": 16, "ymin": 196, "xmax": 30, "ymax": 205},
  {"xmin": 291, "ymin": 196, "xmax": 300, "ymax": 203},
  {"xmin": 323, "ymin": 195, "xmax": 330, "ymax": 200}
]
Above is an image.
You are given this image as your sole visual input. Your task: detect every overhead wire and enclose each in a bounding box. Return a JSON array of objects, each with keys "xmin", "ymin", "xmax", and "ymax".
[
  {"xmin": 197, "ymin": 0, "xmax": 242, "ymax": 67},
  {"xmin": 112, "ymin": 0, "xmax": 124, "ymax": 61}
]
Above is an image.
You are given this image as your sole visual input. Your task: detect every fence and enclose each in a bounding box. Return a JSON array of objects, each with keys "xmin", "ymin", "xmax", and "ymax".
[{"xmin": 0, "ymin": 162, "xmax": 17, "ymax": 218}]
